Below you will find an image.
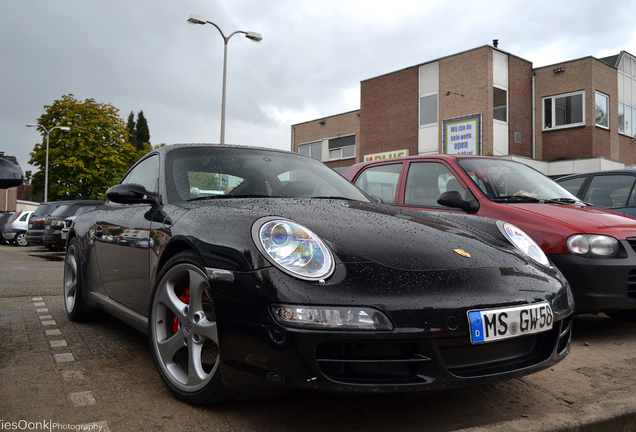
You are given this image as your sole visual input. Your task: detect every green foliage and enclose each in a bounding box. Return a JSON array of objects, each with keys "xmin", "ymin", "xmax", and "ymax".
[
  {"xmin": 28, "ymin": 94, "xmax": 137, "ymax": 200},
  {"xmin": 124, "ymin": 110, "xmax": 152, "ymax": 164},
  {"xmin": 126, "ymin": 111, "xmax": 137, "ymax": 149},
  {"xmin": 135, "ymin": 110, "xmax": 150, "ymax": 150},
  {"xmin": 188, "ymin": 171, "xmax": 221, "ymax": 191}
]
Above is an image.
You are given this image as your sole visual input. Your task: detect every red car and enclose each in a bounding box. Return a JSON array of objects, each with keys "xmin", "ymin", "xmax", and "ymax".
[{"xmin": 344, "ymin": 155, "xmax": 636, "ymax": 319}]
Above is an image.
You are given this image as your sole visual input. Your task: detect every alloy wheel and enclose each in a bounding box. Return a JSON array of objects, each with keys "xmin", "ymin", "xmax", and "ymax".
[
  {"xmin": 15, "ymin": 233, "xmax": 28, "ymax": 246},
  {"xmin": 64, "ymin": 243, "xmax": 78, "ymax": 313},
  {"xmin": 151, "ymin": 262, "xmax": 220, "ymax": 393}
]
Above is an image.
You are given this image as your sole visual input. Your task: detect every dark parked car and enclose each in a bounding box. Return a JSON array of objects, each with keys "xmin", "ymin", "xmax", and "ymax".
[
  {"xmin": 65, "ymin": 144, "xmax": 573, "ymax": 405},
  {"xmin": 0, "ymin": 212, "xmax": 15, "ymax": 245},
  {"xmin": 556, "ymin": 169, "xmax": 636, "ymax": 217},
  {"xmin": 344, "ymin": 155, "xmax": 636, "ymax": 319},
  {"xmin": 27, "ymin": 201, "xmax": 76, "ymax": 247},
  {"xmin": 42, "ymin": 201, "xmax": 104, "ymax": 249}
]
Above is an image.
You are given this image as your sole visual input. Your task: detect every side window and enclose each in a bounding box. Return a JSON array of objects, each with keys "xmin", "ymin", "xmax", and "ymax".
[
  {"xmin": 354, "ymin": 163, "xmax": 403, "ymax": 204},
  {"xmin": 404, "ymin": 162, "xmax": 465, "ymax": 207},
  {"xmin": 122, "ymin": 155, "xmax": 159, "ymax": 192},
  {"xmin": 557, "ymin": 176, "xmax": 586, "ymax": 197},
  {"xmin": 584, "ymin": 175, "xmax": 636, "ymax": 209}
]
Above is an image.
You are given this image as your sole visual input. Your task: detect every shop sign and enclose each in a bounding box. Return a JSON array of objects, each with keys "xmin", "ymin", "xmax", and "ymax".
[
  {"xmin": 444, "ymin": 116, "xmax": 480, "ymax": 155},
  {"xmin": 364, "ymin": 149, "xmax": 409, "ymax": 162}
]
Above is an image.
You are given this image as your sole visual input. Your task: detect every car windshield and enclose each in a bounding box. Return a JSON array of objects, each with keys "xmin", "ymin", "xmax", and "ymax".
[
  {"xmin": 166, "ymin": 146, "xmax": 370, "ymax": 203},
  {"xmin": 32, "ymin": 204, "xmax": 52, "ymax": 217},
  {"xmin": 50, "ymin": 204, "xmax": 72, "ymax": 217},
  {"xmin": 456, "ymin": 158, "xmax": 581, "ymax": 203}
]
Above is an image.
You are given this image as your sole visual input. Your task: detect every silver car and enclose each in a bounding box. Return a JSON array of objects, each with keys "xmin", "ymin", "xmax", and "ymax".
[{"xmin": 2, "ymin": 210, "xmax": 34, "ymax": 246}]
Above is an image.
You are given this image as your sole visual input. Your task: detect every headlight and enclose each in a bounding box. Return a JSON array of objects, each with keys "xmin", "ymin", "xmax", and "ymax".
[
  {"xmin": 271, "ymin": 304, "xmax": 393, "ymax": 330},
  {"xmin": 566, "ymin": 234, "xmax": 619, "ymax": 257},
  {"xmin": 497, "ymin": 221, "xmax": 550, "ymax": 266},
  {"xmin": 254, "ymin": 218, "xmax": 334, "ymax": 281}
]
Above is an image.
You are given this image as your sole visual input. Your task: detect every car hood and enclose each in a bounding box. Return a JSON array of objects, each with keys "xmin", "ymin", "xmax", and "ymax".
[
  {"xmin": 179, "ymin": 198, "xmax": 531, "ymax": 272},
  {"xmin": 508, "ymin": 203, "xmax": 636, "ymax": 239}
]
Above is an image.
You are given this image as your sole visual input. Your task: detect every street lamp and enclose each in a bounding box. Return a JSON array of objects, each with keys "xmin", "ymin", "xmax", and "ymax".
[
  {"xmin": 26, "ymin": 123, "xmax": 71, "ymax": 203},
  {"xmin": 187, "ymin": 14, "xmax": 262, "ymax": 144}
]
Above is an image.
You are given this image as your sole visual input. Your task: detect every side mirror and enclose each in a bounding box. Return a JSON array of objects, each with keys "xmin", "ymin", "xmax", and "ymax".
[
  {"xmin": 0, "ymin": 158, "xmax": 24, "ymax": 189},
  {"xmin": 437, "ymin": 189, "xmax": 480, "ymax": 212},
  {"xmin": 106, "ymin": 183, "xmax": 159, "ymax": 205},
  {"xmin": 369, "ymin": 194, "xmax": 383, "ymax": 204}
]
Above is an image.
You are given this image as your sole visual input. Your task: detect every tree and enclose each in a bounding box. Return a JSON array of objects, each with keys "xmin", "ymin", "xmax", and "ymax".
[
  {"xmin": 28, "ymin": 94, "xmax": 137, "ymax": 200},
  {"xmin": 126, "ymin": 111, "xmax": 137, "ymax": 149},
  {"xmin": 124, "ymin": 110, "xmax": 152, "ymax": 165},
  {"xmin": 134, "ymin": 110, "xmax": 150, "ymax": 150}
]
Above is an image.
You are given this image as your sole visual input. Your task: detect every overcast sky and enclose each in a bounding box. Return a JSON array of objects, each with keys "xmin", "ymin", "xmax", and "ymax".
[{"xmin": 2, "ymin": 0, "xmax": 636, "ymax": 175}]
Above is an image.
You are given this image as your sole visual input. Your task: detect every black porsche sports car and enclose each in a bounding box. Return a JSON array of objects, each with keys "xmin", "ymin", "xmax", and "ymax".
[{"xmin": 64, "ymin": 144, "xmax": 574, "ymax": 405}]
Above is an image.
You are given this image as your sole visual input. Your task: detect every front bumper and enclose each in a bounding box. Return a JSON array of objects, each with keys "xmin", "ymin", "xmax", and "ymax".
[
  {"xmin": 210, "ymin": 263, "xmax": 574, "ymax": 398},
  {"xmin": 548, "ymin": 239, "xmax": 636, "ymax": 314},
  {"xmin": 220, "ymin": 316, "xmax": 573, "ymax": 397},
  {"xmin": 3, "ymin": 231, "xmax": 17, "ymax": 241}
]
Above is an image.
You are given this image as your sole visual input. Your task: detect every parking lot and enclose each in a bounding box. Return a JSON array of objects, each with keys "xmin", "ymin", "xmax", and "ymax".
[{"xmin": 1, "ymin": 244, "xmax": 636, "ymax": 432}]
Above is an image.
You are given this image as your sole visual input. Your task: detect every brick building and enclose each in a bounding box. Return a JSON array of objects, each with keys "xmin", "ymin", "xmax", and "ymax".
[{"xmin": 291, "ymin": 44, "xmax": 636, "ymax": 176}]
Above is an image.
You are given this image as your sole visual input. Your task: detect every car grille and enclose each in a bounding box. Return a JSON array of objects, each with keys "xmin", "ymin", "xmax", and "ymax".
[
  {"xmin": 315, "ymin": 318, "xmax": 571, "ymax": 384},
  {"xmin": 628, "ymin": 269, "xmax": 636, "ymax": 301},
  {"xmin": 625, "ymin": 238, "xmax": 636, "ymax": 300},
  {"xmin": 316, "ymin": 341, "xmax": 434, "ymax": 384}
]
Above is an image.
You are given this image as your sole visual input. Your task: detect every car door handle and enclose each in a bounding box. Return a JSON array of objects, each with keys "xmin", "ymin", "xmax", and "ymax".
[{"xmin": 95, "ymin": 225, "xmax": 103, "ymax": 238}]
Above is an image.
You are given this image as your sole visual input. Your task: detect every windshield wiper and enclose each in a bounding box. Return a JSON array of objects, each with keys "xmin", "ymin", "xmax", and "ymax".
[
  {"xmin": 491, "ymin": 195, "xmax": 542, "ymax": 203},
  {"xmin": 492, "ymin": 196, "xmax": 580, "ymax": 205},
  {"xmin": 188, "ymin": 194, "xmax": 268, "ymax": 201},
  {"xmin": 311, "ymin": 196, "xmax": 355, "ymax": 201},
  {"xmin": 542, "ymin": 198, "xmax": 579, "ymax": 205}
]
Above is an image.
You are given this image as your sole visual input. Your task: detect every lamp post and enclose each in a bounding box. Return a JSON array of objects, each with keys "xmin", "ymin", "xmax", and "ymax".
[
  {"xmin": 187, "ymin": 14, "xmax": 262, "ymax": 144},
  {"xmin": 26, "ymin": 123, "xmax": 70, "ymax": 203}
]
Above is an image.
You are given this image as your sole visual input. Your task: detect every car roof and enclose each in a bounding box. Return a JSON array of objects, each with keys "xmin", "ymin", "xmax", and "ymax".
[
  {"xmin": 149, "ymin": 143, "xmax": 308, "ymax": 158},
  {"xmin": 345, "ymin": 154, "xmax": 507, "ymax": 173},
  {"xmin": 557, "ymin": 169, "xmax": 636, "ymax": 180}
]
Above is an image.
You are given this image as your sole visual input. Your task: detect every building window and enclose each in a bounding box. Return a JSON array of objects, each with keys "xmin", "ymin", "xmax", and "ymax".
[
  {"xmin": 619, "ymin": 103, "xmax": 625, "ymax": 134},
  {"xmin": 618, "ymin": 103, "xmax": 634, "ymax": 136},
  {"xmin": 493, "ymin": 87, "xmax": 507, "ymax": 122},
  {"xmin": 298, "ymin": 142, "xmax": 322, "ymax": 161},
  {"xmin": 328, "ymin": 135, "xmax": 355, "ymax": 160},
  {"xmin": 419, "ymin": 94, "xmax": 437, "ymax": 126},
  {"xmin": 543, "ymin": 91, "xmax": 585, "ymax": 130},
  {"xmin": 595, "ymin": 91, "xmax": 609, "ymax": 129}
]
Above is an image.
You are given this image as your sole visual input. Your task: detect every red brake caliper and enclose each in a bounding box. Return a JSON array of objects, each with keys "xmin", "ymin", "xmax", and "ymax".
[
  {"xmin": 172, "ymin": 287, "xmax": 210, "ymax": 333},
  {"xmin": 173, "ymin": 287, "xmax": 190, "ymax": 333}
]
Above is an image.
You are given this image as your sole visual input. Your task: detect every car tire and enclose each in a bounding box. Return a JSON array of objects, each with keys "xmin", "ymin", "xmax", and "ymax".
[
  {"xmin": 64, "ymin": 237, "xmax": 89, "ymax": 321},
  {"xmin": 149, "ymin": 251, "xmax": 228, "ymax": 405},
  {"xmin": 13, "ymin": 233, "xmax": 28, "ymax": 247}
]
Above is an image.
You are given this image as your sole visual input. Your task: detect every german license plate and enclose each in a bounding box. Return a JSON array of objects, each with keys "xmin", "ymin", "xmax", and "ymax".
[{"xmin": 468, "ymin": 302, "xmax": 553, "ymax": 344}]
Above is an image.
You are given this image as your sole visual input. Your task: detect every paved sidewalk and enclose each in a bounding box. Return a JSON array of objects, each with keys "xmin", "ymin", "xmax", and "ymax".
[{"xmin": 1, "ymin": 245, "xmax": 636, "ymax": 431}]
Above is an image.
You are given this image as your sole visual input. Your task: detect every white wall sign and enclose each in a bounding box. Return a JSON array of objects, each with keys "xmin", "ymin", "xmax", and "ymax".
[{"xmin": 444, "ymin": 116, "xmax": 480, "ymax": 155}]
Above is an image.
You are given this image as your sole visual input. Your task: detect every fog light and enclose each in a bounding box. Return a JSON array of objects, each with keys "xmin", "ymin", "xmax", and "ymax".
[{"xmin": 271, "ymin": 305, "xmax": 393, "ymax": 330}]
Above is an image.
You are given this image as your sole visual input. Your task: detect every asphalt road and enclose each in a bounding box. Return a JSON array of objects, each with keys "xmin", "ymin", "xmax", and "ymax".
[{"xmin": 1, "ymin": 244, "xmax": 636, "ymax": 432}]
